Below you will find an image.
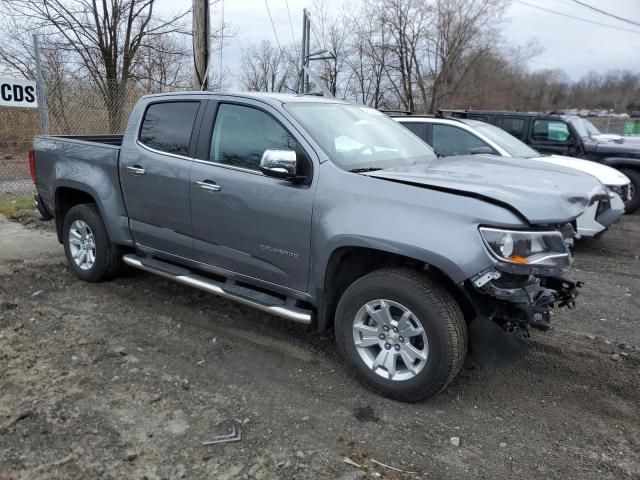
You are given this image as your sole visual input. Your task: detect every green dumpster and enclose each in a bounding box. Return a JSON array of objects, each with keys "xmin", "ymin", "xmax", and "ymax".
[{"xmin": 624, "ymin": 119, "xmax": 640, "ymax": 136}]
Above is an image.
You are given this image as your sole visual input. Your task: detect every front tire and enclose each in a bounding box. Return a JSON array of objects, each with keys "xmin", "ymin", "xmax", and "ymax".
[
  {"xmin": 63, "ymin": 204, "xmax": 122, "ymax": 282},
  {"xmin": 334, "ymin": 268, "xmax": 468, "ymax": 402},
  {"xmin": 621, "ymin": 168, "xmax": 640, "ymax": 214}
]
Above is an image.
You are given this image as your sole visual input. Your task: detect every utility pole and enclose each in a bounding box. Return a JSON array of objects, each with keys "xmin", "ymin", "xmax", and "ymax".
[
  {"xmin": 193, "ymin": 0, "xmax": 211, "ymax": 90},
  {"xmin": 298, "ymin": 9, "xmax": 310, "ymax": 94},
  {"xmin": 298, "ymin": 8, "xmax": 336, "ymax": 96},
  {"xmin": 32, "ymin": 34, "xmax": 50, "ymax": 135}
]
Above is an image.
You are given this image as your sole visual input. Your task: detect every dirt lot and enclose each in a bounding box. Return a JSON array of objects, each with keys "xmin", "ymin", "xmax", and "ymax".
[{"xmin": 1, "ymin": 213, "xmax": 639, "ymax": 480}]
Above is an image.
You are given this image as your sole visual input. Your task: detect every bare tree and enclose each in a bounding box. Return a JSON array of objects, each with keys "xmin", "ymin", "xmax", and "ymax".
[
  {"xmin": 423, "ymin": 0, "xmax": 508, "ymax": 112},
  {"xmin": 240, "ymin": 41, "xmax": 297, "ymax": 93},
  {"xmin": 3, "ymin": 0, "xmax": 189, "ymax": 132},
  {"xmin": 343, "ymin": 6, "xmax": 391, "ymax": 107},
  {"xmin": 309, "ymin": 1, "xmax": 350, "ymax": 97},
  {"xmin": 132, "ymin": 34, "xmax": 191, "ymax": 93},
  {"xmin": 374, "ymin": 0, "xmax": 429, "ymax": 111}
]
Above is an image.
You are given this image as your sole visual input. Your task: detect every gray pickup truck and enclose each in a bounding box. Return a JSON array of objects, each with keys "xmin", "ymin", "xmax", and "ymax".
[{"xmin": 30, "ymin": 92, "xmax": 606, "ymax": 401}]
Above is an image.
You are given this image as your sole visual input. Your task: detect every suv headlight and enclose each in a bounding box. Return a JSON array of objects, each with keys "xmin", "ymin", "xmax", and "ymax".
[
  {"xmin": 479, "ymin": 227, "xmax": 571, "ymax": 272},
  {"xmin": 607, "ymin": 183, "xmax": 632, "ymax": 202}
]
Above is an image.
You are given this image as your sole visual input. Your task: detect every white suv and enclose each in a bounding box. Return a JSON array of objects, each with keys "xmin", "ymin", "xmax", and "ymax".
[{"xmin": 394, "ymin": 115, "xmax": 630, "ymax": 238}]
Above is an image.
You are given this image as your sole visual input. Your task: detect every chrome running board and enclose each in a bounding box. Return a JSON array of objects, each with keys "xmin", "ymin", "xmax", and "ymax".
[{"xmin": 122, "ymin": 254, "xmax": 312, "ymax": 325}]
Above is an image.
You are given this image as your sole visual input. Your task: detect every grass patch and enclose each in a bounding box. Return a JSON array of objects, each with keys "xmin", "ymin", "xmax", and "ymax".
[{"xmin": 0, "ymin": 196, "xmax": 34, "ymax": 219}]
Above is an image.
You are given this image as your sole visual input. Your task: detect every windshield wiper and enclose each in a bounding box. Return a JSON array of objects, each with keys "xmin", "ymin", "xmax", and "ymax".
[{"xmin": 349, "ymin": 167, "xmax": 383, "ymax": 173}]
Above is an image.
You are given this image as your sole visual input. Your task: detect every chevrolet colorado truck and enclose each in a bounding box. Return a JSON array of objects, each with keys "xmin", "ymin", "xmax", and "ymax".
[{"xmin": 30, "ymin": 92, "xmax": 605, "ymax": 401}]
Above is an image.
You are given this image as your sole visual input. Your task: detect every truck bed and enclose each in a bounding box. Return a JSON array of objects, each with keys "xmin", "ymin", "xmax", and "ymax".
[{"xmin": 33, "ymin": 133, "xmax": 129, "ymax": 245}]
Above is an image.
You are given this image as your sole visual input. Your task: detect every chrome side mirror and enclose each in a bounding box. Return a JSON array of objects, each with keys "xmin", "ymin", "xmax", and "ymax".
[{"xmin": 260, "ymin": 149, "xmax": 297, "ymax": 179}]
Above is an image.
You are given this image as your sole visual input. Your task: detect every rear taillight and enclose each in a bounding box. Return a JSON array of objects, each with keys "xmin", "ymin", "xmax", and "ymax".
[{"xmin": 28, "ymin": 147, "xmax": 36, "ymax": 183}]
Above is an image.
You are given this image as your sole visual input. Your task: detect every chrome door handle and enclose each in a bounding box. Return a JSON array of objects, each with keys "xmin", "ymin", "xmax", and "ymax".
[
  {"xmin": 126, "ymin": 166, "xmax": 146, "ymax": 176},
  {"xmin": 195, "ymin": 180, "xmax": 221, "ymax": 192}
]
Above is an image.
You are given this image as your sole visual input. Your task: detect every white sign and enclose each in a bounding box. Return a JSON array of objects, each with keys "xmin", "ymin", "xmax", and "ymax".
[{"xmin": 0, "ymin": 78, "xmax": 38, "ymax": 108}]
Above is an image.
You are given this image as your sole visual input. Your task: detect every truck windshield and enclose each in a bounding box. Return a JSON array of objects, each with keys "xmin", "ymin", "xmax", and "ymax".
[
  {"xmin": 473, "ymin": 123, "xmax": 539, "ymax": 158},
  {"xmin": 285, "ymin": 103, "xmax": 437, "ymax": 170}
]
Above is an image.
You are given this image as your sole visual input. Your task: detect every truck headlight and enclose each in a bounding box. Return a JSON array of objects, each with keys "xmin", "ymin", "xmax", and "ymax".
[{"xmin": 479, "ymin": 227, "xmax": 571, "ymax": 271}]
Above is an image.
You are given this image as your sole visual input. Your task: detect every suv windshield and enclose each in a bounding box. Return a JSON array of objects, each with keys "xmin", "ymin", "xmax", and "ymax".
[
  {"xmin": 568, "ymin": 117, "xmax": 590, "ymax": 138},
  {"xmin": 582, "ymin": 118, "xmax": 602, "ymax": 136},
  {"xmin": 285, "ymin": 103, "xmax": 436, "ymax": 170},
  {"xmin": 473, "ymin": 123, "xmax": 539, "ymax": 158}
]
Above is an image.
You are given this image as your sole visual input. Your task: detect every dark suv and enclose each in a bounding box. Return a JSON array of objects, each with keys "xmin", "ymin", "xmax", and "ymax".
[{"xmin": 443, "ymin": 110, "xmax": 640, "ymax": 213}]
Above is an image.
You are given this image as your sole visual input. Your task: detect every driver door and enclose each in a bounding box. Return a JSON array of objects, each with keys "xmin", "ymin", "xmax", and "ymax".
[
  {"xmin": 189, "ymin": 101, "xmax": 317, "ymax": 292},
  {"xmin": 529, "ymin": 119, "xmax": 578, "ymax": 155}
]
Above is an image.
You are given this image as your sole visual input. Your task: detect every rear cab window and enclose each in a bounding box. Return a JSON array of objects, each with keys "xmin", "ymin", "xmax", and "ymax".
[{"xmin": 139, "ymin": 101, "xmax": 200, "ymax": 156}]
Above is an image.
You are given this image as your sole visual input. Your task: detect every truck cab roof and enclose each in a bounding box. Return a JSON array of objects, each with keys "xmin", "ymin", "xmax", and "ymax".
[{"xmin": 140, "ymin": 91, "xmax": 351, "ymax": 108}]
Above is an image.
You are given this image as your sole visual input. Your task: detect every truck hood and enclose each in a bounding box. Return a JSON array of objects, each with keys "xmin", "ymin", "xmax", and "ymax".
[
  {"xmin": 591, "ymin": 134, "xmax": 640, "ymax": 145},
  {"xmin": 362, "ymin": 155, "xmax": 607, "ymax": 224},
  {"xmin": 533, "ymin": 155, "xmax": 630, "ymax": 187}
]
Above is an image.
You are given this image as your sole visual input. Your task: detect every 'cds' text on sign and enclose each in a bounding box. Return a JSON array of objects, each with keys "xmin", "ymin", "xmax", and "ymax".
[{"xmin": 0, "ymin": 78, "xmax": 38, "ymax": 108}]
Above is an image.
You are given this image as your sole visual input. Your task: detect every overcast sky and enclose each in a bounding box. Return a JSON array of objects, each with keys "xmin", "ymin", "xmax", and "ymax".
[{"xmin": 160, "ymin": 0, "xmax": 640, "ymax": 84}]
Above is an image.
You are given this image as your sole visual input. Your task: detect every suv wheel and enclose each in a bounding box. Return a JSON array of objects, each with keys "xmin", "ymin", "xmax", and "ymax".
[
  {"xmin": 335, "ymin": 268, "xmax": 467, "ymax": 402},
  {"xmin": 63, "ymin": 204, "xmax": 122, "ymax": 282},
  {"xmin": 621, "ymin": 168, "xmax": 640, "ymax": 214}
]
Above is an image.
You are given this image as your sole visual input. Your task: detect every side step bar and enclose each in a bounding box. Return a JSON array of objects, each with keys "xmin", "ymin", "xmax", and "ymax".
[{"xmin": 122, "ymin": 254, "xmax": 312, "ymax": 325}]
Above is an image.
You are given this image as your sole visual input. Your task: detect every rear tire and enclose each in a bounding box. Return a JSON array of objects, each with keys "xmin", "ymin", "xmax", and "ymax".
[
  {"xmin": 621, "ymin": 168, "xmax": 640, "ymax": 214},
  {"xmin": 63, "ymin": 204, "xmax": 122, "ymax": 282},
  {"xmin": 334, "ymin": 268, "xmax": 467, "ymax": 402}
]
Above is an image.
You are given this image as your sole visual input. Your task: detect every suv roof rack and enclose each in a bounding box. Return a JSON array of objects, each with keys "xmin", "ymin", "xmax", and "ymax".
[
  {"xmin": 294, "ymin": 92, "xmax": 327, "ymax": 97},
  {"xmin": 379, "ymin": 109, "xmax": 413, "ymax": 115},
  {"xmin": 438, "ymin": 108, "xmax": 567, "ymax": 119}
]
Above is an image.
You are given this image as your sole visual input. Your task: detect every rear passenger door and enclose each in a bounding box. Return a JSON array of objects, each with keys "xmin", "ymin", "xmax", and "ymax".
[
  {"xmin": 496, "ymin": 117, "xmax": 526, "ymax": 140},
  {"xmin": 120, "ymin": 100, "xmax": 203, "ymax": 258},
  {"xmin": 189, "ymin": 100, "xmax": 317, "ymax": 293}
]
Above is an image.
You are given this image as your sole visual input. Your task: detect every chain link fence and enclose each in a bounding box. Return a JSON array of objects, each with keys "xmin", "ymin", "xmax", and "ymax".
[
  {"xmin": 588, "ymin": 117, "xmax": 625, "ymax": 135},
  {"xmin": 0, "ymin": 81, "xmax": 156, "ymax": 198},
  {"xmin": 0, "ymin": 106, "xmax": 40, "ymax": 197}
]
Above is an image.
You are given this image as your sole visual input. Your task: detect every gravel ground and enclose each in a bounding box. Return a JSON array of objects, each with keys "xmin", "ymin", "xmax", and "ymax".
[{"xmin": 1, "ymin": 213, "xmax": 639, "ymax": 480}]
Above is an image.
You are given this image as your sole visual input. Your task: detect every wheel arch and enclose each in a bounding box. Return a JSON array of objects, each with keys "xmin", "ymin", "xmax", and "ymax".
[
  {"xmin": 315, "ymin": 245, "xmax": 476, "ymax": 333},
  {"xmin": 53, "ymin": 180, "xmax": 133, "ymax": 246},
  {"xmin": 600, "ymin": 157, "xmax": 640, "ymax": 170},
  {"xmin": 54, "ymin": 184, "xmax": 101, "ymax": 243}
]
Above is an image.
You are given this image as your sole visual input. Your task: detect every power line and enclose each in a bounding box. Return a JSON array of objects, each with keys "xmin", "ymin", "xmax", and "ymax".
[
  {"xmin": 284, "ymin": 0, "xmax": 298, "ymax": 51},
  {"xmin": 568, "ymin": 0, "xmax": 640, "ymax": 28},
  {"xmin": 263, "ymin": 0, "xmax": 285, "ymax": 58},
  {"xmin": 515, "ymin": 0, "xmax": 640, "ymax": 34}
]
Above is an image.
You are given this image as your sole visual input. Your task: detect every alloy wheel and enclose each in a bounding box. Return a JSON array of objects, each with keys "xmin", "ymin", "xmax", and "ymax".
[
  {"xmin": 68, "ymin": 220, "xmax": 96, "ymax": 271},
  {"xmin": 352, "ymin": 299, "xmax": 429, "ymax": 381}
]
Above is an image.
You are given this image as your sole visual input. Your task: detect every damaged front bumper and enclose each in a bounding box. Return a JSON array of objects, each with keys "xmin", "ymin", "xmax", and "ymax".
[{"xmin": 469, "ymin": 269, "xmax": 582, "ymax": 336}]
